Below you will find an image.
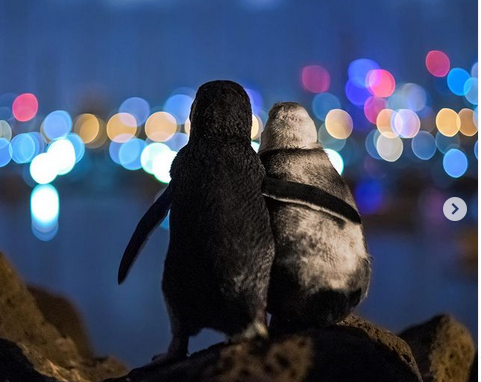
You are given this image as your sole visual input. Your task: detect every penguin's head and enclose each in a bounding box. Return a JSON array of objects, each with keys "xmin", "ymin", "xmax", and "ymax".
[
  {"xmin": 259, "ymin": 102, "xmax": 319, "ymax": 153},
  {"xmin": 189, "ymin": 80, "xmax": 252, "ymax": 141}
]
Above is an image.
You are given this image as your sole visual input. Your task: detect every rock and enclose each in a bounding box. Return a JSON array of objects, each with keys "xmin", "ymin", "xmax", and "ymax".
[
  {"xmin": 399, "ymin": 315, "xmax": 475, "ymax": 382},
  {"xmin": 0, "ymin": 252, "xmax": 127, "ymax": 382},
  {"xmin": 105, "ymin": 316, "xmax": 422, "ymax": 382},
  {"xmin": 28, "ymin": 285, "xmax": 93, "ymax": 358}
]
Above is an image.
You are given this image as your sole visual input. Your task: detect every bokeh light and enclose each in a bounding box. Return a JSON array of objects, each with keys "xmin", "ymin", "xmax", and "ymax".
[
  {"xmin": 325, "ymin": 109, "xmax": 353, "ymax": 139},
  {"xmin": 107, "ymin": 113, "xmax": 138, "ymax": 143},
  {"xmin": 109, "ymin": 141, "xmax": 122, "ymax": 165},
  {"xmin": 474, "ymin": 141, "xmax": 478, "ymax": 160},
  {"xmin": 458, "ymin": 108, "xmax": 478, "ymax": 136},
  {"xmin": 119, "ymin": 138, "xmax": 146, "ymax": 171},
  {"xmin": 463, "ymin": 78, "xmax": 478, "ymax": 105},
  {"xmin": 251, "ymin": 114, "xmax": 263, "ymax": 139},
  {"xmin": 393, "ymin": 109, "xmax": 421, "ymax": 138},
  {"xmin": 345, "ymin": 80, "xmax": 371, "ymax": 106},
  {"xmin": 300, "ymin": 65, "xmax": 330, "ymax": 93},
  {"xmin": 29, "ymin": 132, "xmax": 47, "ymax": 158},
  {"xmin": 366, "ymin": 69, "xmax": 395, "ymax": 97},
  {"xmin": 43, "ymin": 110, "xmax": 73, "ymax": 141},
  {"xmin": 312, "ymin": 93, "xmax": 341, "ymax": 120},
  {"xmin": 11, "ymin": 133, "xmax": 36, "ymax": 163},
  {"xmin": 0, "ymin": 120, "xmax": 12, "ymax": 141},
  {"xmin": 425, "ymin": 50, "xmax": 450, "ymax": 77},
  {"xmin": 376, "ymin": 135, "xmax": 403, "ymax": 162},
  {"xmin": 47, "ymin": 138, "xmax": 76, "ymax": 175},
  {"xmin": 436, "ymin": 108, "xmax": 460, "ymax": 136},
  {"xmin": 324, "ymin": 148, "xmax": 344, "ymax": 174},
  {"xmin": 435, "ymin": 132, "xmax": 460, "ymax": 154},
  {"xmin": 354, "ymin": 179, "xmax": 383, "ymax": 214},
  {"xmin": 119, "ymin": 97, "xmax": 150, "ymax": 126},
  {"xmin": 365, "ymin": 130, "xmax": 382, "ymax": 160},
  {"xmin": 30, "ymin": 153, "xmax": 57, "ymax": 184},
  {"xmin": 443, "ymin": 148, "xmax": 468, "ymax": 178},
  {"xmin": 348, "ymin": 58, "xmax": 380, "ymax": 87},
  {"xmin": 363, "ymin": 96, "xmax": 386, "ymax": 124},
  {"xmin": 251, "ymin": 141, "xmax": 260, "ymax": 152},
  {"xmin": 12, "ymin": 93, "xmax": 38, "ymax": 122},
  {"xmin": 66, "ymin": 133, "xmax": 86, "ymax": 163},
  {"xmin": 401, "ymin": 83, "xmax": 428, "ymax": 112},
  {"xmin": 164, "ymin": 94, "xmax": 194, "ymax": 124},
  {"xmin": 141, "ymin": 142, "xmax": 171, "ymax": 174},
  {"xmin": 74, "ymin": 114, "xmax": 103, "ymax": 147},
  {"xmin": 165, "ymin": 133, "xmax": 189, "ymax": 152},
  {"xmin": 318, "ymin": 123, "xmax": 346, "ymax": 151},
  {"xmin": 246, "ymin": 88, "xmax": 264, "ymax": 115},
  {"xmin": 145, "ymin": 112, "xmax": 177, "ymax": 142},
  {"xmin": 411, "ymin": 131, "xmax": 436, "ymax": 160},
  {"xmin": 447, "ymin": 68, "xmax": 470, "ymax": 96},
  {"xmin": 376, "ymin": 109, "xmax": 398, "ymax": 138},
  {"xmin": 31, "ymin": 184, "xmax": 59, "ymax": 241},
  {"xmin": 0, "ymin": 138, "xmax": 12, "ymax": 167},
  {"xmin": 152, "ymin": 148, "xmax": 177, "ymax": 183},
  {"xmin": 471, "ymin": 62, "xmax": 478, "ymax": 78}
]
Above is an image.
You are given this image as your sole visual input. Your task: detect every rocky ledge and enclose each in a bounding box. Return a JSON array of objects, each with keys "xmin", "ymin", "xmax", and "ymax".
[{"xmin": 0, "ymin": 253, "xmax": 476, "ymax": 382}]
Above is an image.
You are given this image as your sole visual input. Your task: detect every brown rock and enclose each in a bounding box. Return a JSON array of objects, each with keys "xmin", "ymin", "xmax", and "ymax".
[
  {"xmin": 399, "ymin": 315, "xmax": 475, "ymax": 382},
  {"xmin": 106, "ymin": 316, "xmax": 422, "ymax": 382},
  {"xmin": 0, "ymin": 252, "xmax": 127, "ymax": 382},
  {"xmin": 28, "ymin": 285, "xmax": 94, "ymax": 358}
]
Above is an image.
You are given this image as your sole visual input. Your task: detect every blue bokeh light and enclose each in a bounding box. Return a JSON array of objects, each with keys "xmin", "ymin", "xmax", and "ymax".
[
  {"xmin": 443, "ymin": 148, "xmax": 468, "ymax": 178},
  {"xmin": 354, "ymin": 179, "xmax": 383, "ymax": 214},
  {"xmin": 30, "ymin": 184, "xmax": 59, "ymax": 241},
  {"xmin": 463, "ymin": 78, "xmax": 478, "ymax": 105},
  {"xmin": 411, "ymin": 131, "xmax": 436, "ymax": 160},
  {"xmin": 165, "ymin": 132, "xmax": 189, "ymax": 152},
  {"xmin": 11, "ymin": 133, "xmax": 36, "ymax": 163},
  {"xmin": 312, "ymin": 93, "xmax": 341, "ymax": 120},
  {"xmin": 345, "ymin": 80, "xmax": 371, "ymax": 106},
  {"xmin": 109, "ymin": 141, "xmax": 123, "ymax": 165},
  {"xmin": 43, "ymin": 110, "xmax": 73, "ymax": 140},
  {"xmin": 435, "ymin": 132, "xmax": 460, "ymax": 154},
  {"xmin": 348, "ymin": 58, "xmax": 380, "ymax": 87},
  {"xmin": 365, "ymin": 130, "xmax": 381, "ymax": 160},
  {"xmin": 119, "ymin": 97, "xmax": 150, "ymax": 126},
  {"xmin": 0, "ymin": 138, "xmax": 12, "ymax": 167},
  {"xmin": 474, "ymin": 141, "xmax": 478, "ymax": 160},
  {"xmin": 163, "ymin": 94, "xmax": 194, "ymax": 124},
  {"xmin": 119, "ymin": 138, "xmax": 146, "ymax": 170},
  {"xmin": 447, "ymin": 68, "xmax": 470, "ymax": 96},
  {"xmin": 66, "ymin": 133, "xmax": 86, "ymax": 163}
]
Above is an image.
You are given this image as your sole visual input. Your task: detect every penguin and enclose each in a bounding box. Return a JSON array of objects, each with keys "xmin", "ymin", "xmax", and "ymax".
[
  {"xmin": 118, "ymin": 80, "xmax": 275, "ymax": 364},
  {"xmin": 258, "ymin": 102, "xmax": 371, "ymax": 332}
]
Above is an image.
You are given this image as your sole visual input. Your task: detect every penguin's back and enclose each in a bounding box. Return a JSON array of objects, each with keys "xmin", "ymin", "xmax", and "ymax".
[
  {"xmin": 163, "ymin": 140, "xmax": 274, "ymax": 335},
  {"xmin": 261, "ymin": 147, "xmax": 370, "ymax": 326}
]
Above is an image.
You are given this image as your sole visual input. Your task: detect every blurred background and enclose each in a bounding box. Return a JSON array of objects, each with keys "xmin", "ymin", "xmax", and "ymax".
[{"xmin": 0, "ymin": 0, "xmax": 477, "ymax": 367}]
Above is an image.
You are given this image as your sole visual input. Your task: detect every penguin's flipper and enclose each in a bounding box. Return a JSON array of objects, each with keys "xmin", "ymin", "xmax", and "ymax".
[
  {"xmin": 262, "ymin": 177, "xmax": 361, "ymax": 224},
  {"xmin": 118, "ymin": 184, "xmax": 173, "ymax": 284}
]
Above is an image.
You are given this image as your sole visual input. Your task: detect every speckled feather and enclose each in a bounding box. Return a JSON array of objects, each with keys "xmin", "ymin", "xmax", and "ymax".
[{"xmin": 260, "ymin": 102, "xmax": 371, "ymax": 328}]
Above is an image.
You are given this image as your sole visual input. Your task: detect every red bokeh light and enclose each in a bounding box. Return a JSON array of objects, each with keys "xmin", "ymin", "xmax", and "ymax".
[
  {"xmin": 12, "ymin": 93, "xmax": 38, "ymax": 122},
  {"xmin": 366, "ymin": 69, "xmax": 396, "ymax": 97},
  {"xmin": 364, "ymin": 96, "xmax": 386, "ymax": 124},
  {"xmin": 301, "ymin": 65, "xmax": 330, "ymax": 93},
  {"xmin": 425, "ymin": 50, "xmax": 450, "ymax": 77}
]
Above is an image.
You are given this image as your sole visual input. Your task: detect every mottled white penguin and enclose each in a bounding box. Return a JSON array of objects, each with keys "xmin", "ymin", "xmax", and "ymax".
[{"xmin": 259, "ymin": 102, "xmax": 371, "ymax": 332}]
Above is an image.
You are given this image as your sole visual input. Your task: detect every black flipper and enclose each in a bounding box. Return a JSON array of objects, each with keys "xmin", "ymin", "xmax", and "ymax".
[
  {"xmin": 262, "ymin": 177, "xmax": 361, "ymax": 224},
  {"xmin": 118, "ymin": 184, "xmax": 173, "ymax": 284}
]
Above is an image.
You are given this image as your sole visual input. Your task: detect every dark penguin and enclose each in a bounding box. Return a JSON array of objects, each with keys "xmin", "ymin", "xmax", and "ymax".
[
  {"xmin": 259, "ymin": 102, "xmax": 371, "ymax": 332},
  {"xmin": 118, "ymin": 81, "xmax": 275, "ymax": 363}
]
